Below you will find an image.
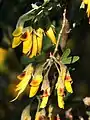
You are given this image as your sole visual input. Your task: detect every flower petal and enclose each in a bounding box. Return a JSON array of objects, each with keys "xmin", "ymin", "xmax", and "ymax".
[
  {"xmin": 40, "ymin": 88, "xmax": 50, "ymax": 108},
  {"xmin": 17, "ymin": 71, "xmax": 26, "ymax": 80},
  {"xmin": 56, "ymin": 75, "xmax": 64, "ymax": 92},
  {"xmin": 11, "ymin": 64, "xmax": 34, "ymax": 101},
  {"xmin": 12, "ymin": 26, "xmax": 23, "ymax": 37},
  {"xmin": 30, "ymin": 80, "xmax": 40, "ymax": 86},
  {"xmin": 16, "ymin": 73, "xmax": 31, "ymax": 92},
  {"xmin": 11, "ymin": 78, "xmax": 30, "ymax": 102},
  {"xmin": 57, "ymin": 95, "xmax": 64, "ymax": 109},
  {"xmin": 40, "ymin": 96, "xmax": 49, "ymax": 108},
  {"xmin": 46, "ymin": 27, "xmax": 56, "ymax": 44},
  {"xmin": 29, "ymin": 86, "xmax": 39, "ymax": 97},
  {"xmin": 17, "ymin": 64, "xmax": 34, "ymax": 82},
  {"xmin": 65, "ymin": 71, "xmax": 72, "ymax": 82},
  {"xmin": 11, "ymin": 75, "xmax": 31, "ymax": 102},
  {"xmin": 12, "ymin": 36, "xmax": 21, "ymax": 48},
  {"xmin": 60, "ymin": 64, "xmax": 67, "ymax": 81},
  {"xmin": 21, "ymin": 30, "xmax": 30, "ymax": 41},
  {"xmin": 87, "ymin": 0, "xmax": 90, "ymax": 17},
  {"xmin": 30, "ymin": 75, "xmax": 43, "ymax": 87},
  {"xmin": 22, "ymin": 32, "xmax": 32, "ymax": 54},
  {"xmin": 29, "ymin": 70, "xmax": 43, "ymax": 97},
  {"xmin": 41, "ymin": 79, "xmax": 50, "ymax": 91},
  {"xmin": 65, "ymin": 81, "xmax": 73, "ymax": 93},
  {"xmin": 24, "ymin": 63, "xmax": 34, "ymax": 73},
  {"xmin": 57, "ymin": 87, "xmax": 64, "ymax": 96},
  {"xmin": 83, "ymin": 0, "xmax": 88, "ymax": 4}
]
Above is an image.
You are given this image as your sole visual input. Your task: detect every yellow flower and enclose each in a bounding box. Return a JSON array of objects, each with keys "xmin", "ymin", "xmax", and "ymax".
[
  {"xmin": 65, "ymin": 71, "xmax": 73, "ymax": 93},
  {"xmin": 57, "ymin": 86, "xmax": 64, "ymax": 109},
  {"xmin": 12, "ymin": 26, "xmax": 23, "ymax": 36},
  {"xmin": 83, "ymin": 0, "xmax": 88, "ymax": 4},
  {"xmin": 12, "ymin": 26, "xmax": 23, "ymax": 48},
  {"xmin": 46, "ymin": 26, "xmax": 56, "ymax": 44},
  {"xmin": 83, "ymin": 0, "xmax": 90, "ymax": 18},
  {"xmin": 11, "ymin": 64, "xmax": 34, "ymax": 102},
  {"xmin": 21, "ymin": 30, "xmax": 33, "ymax": 54},
  {"xmin": 12, "ymin": 27, "xmax": 33, "ymax": 54},
  {"xmin": 87, "ymin": 0, "xmax": 90, "ymax": 17},
  {"xmin": 29, "ymin": 74, "xmax": 43, "ymax": 97},
  {"xmin": 55, "ymin": 64, "xmax": 73, "ymax": 109},
  {"xmin": 65, "ymin": 81, "xmax": 73, "ymax": 93},
  {"xmin": 29, "ymin": 65, "xmax": 43, "ymax": 97},
  {"xmin": 40, "ymin": 88, "xmax": 50, "ymax": 108},
  {"xmin": 40, "ymin": 78, "xmax": 50, "ymax": 109},
  {"xmin": 56, "ymin": 65, "xmax": 66, "ymax": 109},
  {"xmin": 17, "ymin": 71, "xmax": 26, "ymax": 81},
  {"xmin": 57, "ymin": 95, "xmax": 64, "ymax": 109}
]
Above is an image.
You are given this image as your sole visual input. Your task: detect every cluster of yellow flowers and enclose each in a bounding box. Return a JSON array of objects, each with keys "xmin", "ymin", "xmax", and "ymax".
[
  {"xmin": 12, "ymin": 26, "xmax": 56, "ymax": 58},
  {"xmin": 39, "ymin": 63, "xmax": 73, "ymax": 109},
  {"xmin": 11, "ymin": 21, "xmax": 73, "ymax": 119},
  {"xmin": 56, "ymin": 64, "xmax": 73, "ymax": 109},
  {"xmin": 11, "ymin": 64, "xmax": 43, "ymax": 102},
  {"xmin": 10, "ymin": 1, "xmax": 82, "ymax": 119},
  {"xmin": 11, "ymin": 61, "xmax": 73, "ymax": 109}
]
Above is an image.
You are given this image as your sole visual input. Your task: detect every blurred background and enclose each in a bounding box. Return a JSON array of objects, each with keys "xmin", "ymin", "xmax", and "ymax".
[{"xmin": 0, "ymin": 0, "xmax": 90, "ymax": 119}]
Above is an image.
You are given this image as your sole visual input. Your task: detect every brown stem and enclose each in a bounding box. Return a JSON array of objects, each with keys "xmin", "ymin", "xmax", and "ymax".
[{"xmin": 53, "ymin": 9, "xmax": 67, "ymax": 56}]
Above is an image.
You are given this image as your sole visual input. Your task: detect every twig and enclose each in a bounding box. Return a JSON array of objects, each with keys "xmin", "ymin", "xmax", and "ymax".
[
  {"xmin": 53, "ymin": 9, "xmax": 66, "ymax": 56},
  {"xmin": 16, "ymin": 1, "xmax": 49, "ymax": 28},
  {"xmin": 54, "ymin": 61, "xmax": 60, "ymax": 74},
  {"xmin": 50, "ymin": 54, "xmax": 61, "ymax": 66},
  {"xmin": 16, "ymin": 8, "xmax": 36, "ymax": 28}
]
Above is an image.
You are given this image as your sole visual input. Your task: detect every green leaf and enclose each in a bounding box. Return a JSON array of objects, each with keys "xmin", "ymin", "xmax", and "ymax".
[
  {"xmin": 21, "ymin": 55, "xmax": 35, "ymax": 65},
  {"xmin": 72, "ymin": 56, "xmax": 79, "ymax": 63},
  {"xmin": 61, "ymin": 56, "xmax": 79, "ymax": 64},
  {"xmin": 61, "ymin": 57, "xmax": 72, "ymax": 64},
  {"xmin": 61, "ymin": 48, "xmax": 71, "ymax": 60}
]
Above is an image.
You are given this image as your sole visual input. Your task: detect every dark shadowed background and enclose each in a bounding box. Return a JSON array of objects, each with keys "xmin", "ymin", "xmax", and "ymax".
[{"xmin": 0, "ymin": 0, "xmax": 90, "ymax": 119}]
